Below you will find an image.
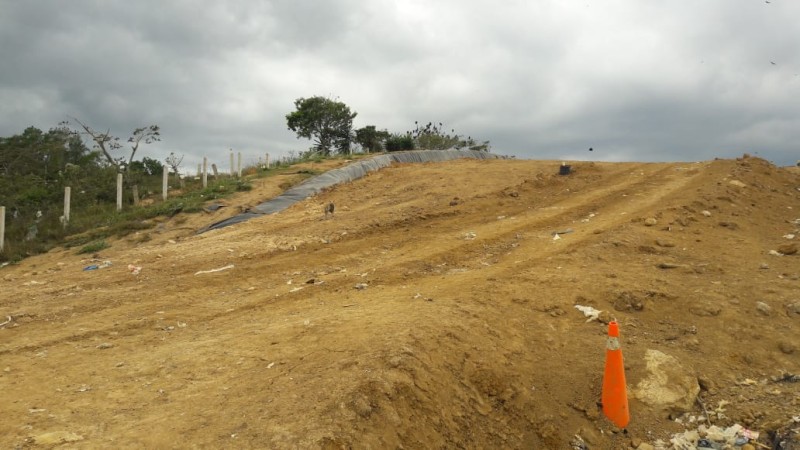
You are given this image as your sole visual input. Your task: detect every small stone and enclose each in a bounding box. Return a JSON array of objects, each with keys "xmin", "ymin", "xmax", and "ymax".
[
  {"xmin": 786, "ymin": 302, "xmax": 800, "ymax": 316},
  {"xmin": 637, "ymin": 444, "xmax": 656, "ymax": 450},
  {"xmin": 701, "ymin": 210, "xmax": 712, "ymax": 217},
  {"xmin": 778, "ymin": 243, "xmax": 798, "ymax": 255},
  {"xmin": 759, "ymin": 263, "xmax": 769, "ymax": 269},
  {"xmin": 353, "ymin": 396, "xmax": 373, "ymax": 418},
  {"xmin": 584, "ymin": 406, "xmax": 600, "ymax": 420},
  {"xmin": 697, "ymin": 375, "xmax": 716, "ymax": 392},
  {"xmin": 756, "ymin": 301, "xmax": 772, "ymax": 316},
  {"xmin": 690, "ymin": 302, "xmax": 722, "ymax": 317},
  {"xmin": 354, "ymin": 283, "xmax": 368, "ymax": 290},
  {"xmin": 644, "ymin": 218, "xmax": 658, "ymax": 227},
  {"xmin": 655, "ymin": 239, "xmax": 676, "ymax": 248},
  {"xmin": 578, "ymin": 427, "xmax": 602, "ymax": 446},
  {"xmin": 778, "ymin": 341, "xmax": 796, "ymax": 354},
  {"xmin": 631, "ymin": 437, "xmax": 642, "ymax": 448},
  {"xmin": 96, "ymin": 343, "xmax": 114, "ymax": 350},
  {"xmin": 656, "ymin": 262, "xmax": 681, "ymax": 269},
  {"xmin": 597, "ymin": 310, "xmax": 613, "ymax": 324},
  {"xmin": 32, "ymin": 431, "xmax": 84, "ymax": 445},
  {"xmin": 729, "ymin": 180, "xmax": 747, "ymax": 188}
]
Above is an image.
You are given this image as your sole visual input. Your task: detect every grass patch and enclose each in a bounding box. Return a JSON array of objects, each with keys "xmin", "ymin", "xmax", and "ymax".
[{"xmin": 77, "ymin": 240, "xmax": 110, "ymax": 254}]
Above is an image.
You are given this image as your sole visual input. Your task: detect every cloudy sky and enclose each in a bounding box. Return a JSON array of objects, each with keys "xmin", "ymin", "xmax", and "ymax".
[{"xmin": 2, "ymin": 0, "xmax": 799, "ymax": 171}]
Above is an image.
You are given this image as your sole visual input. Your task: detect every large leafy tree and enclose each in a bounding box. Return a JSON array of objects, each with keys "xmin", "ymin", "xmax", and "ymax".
[
  {"xmin": 286, "ymin": 96, "xmax": 357, "ymax": 155},
  {"xmin": 354, "ymin": 125, "xmax": 390, "ymax": 153},
  {"xmin": 0, "ymin": 125, "xmax": 93, "ymax": 180}
]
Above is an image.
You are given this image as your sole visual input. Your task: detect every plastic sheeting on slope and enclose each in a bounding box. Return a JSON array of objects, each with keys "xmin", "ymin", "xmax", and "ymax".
[{"xmin": 198, "ymin": 149, "xmax": 506, "ymax": 233}]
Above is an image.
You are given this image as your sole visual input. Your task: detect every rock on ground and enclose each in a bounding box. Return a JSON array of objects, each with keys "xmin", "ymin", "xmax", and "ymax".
[{"xmin": 633, "ymin": 349, "xmax": 700, "ymax": 413}]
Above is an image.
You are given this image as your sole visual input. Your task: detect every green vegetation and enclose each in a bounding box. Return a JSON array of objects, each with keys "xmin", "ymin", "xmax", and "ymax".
[
  {"xmin": 285, "ymin": 97, "xmax": 489, "ymax": 154},
  {"xmin": 385, "ymin": 134, "xmax": 416, "ymax": 152},
  {"xmin": 2, "ymin": 104, "xmax": 488, "ymax": 265},
  {"xmin": 408, "ymin": 121, "xmax": 490, "ymax": 152},
  {"xmin": 286, "ymin": 96, "xmax": 357, "ymax": 155},
  {"xmin": 0, "ymin": 123, "xmax": 334, "ymax": 264},
  {"xmin": 354, "ymin": 126, "xmax": 390, "ymax": 153},
  {"xmin": 77, "ymin": 240, "xmax": 110, "ymax": 254}
]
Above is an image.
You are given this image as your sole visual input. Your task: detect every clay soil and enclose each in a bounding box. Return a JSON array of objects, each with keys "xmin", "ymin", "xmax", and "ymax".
[{"xmin": 1, "ymin": 156, "xmax": 799, "ymax": 449}]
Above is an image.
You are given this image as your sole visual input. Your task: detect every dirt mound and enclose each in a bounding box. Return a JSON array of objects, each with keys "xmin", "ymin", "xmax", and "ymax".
[{"xmin": 1, "ymin": 156, "xmax": 799, "ymax": 448}]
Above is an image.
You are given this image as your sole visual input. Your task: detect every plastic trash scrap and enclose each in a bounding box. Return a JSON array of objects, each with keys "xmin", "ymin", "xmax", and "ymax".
[
  {"xmin": 668, "ymin": 424, "xmax": 761, "ymax": 450},
  {"xmin": 574, "ymin": 305, "xmax": 602, "ymax": 322},
  {"xmin": 194, "ymin": 264, "xmax": 235, "ymax": 275},
  {"xmin": 83, "ymin": 260, "xmax": 112, "ymax": 271}
]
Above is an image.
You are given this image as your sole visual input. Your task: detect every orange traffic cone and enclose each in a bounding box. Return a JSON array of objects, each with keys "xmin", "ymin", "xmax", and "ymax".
[{"xmin": 602, "ymin": 321, "xmax": 630, "ymax": 428}]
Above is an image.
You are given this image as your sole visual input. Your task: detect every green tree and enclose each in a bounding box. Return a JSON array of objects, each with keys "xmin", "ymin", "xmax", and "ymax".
[
  {"xmin": 286, "ymin": 96, "xmax": 357, "ymax": 155},
  {"xmin": 354, "ymin": 125, "xmax": 390, "ymax": 153},
  {"xmin": 0, "ymin": 125, "xmax": 111, "ymax": 261},
  {"xmin": 129, "ymin": 156, "xmax": 164, "ymax": 176}
]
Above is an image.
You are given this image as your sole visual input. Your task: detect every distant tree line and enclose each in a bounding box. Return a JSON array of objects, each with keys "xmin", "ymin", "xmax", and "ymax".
[
  {"xmin": 286, "ymin": 96, "xmax": 491, "ymax": 155},
  {"xmin": 0, "ymin": 120, "xmax": 170, "ymax": 262}
]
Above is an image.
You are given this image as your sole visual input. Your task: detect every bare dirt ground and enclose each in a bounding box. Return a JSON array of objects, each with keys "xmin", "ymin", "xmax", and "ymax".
[{"xmin": 1, "ymin": 155, "xmax": 799, "ymax": 449}]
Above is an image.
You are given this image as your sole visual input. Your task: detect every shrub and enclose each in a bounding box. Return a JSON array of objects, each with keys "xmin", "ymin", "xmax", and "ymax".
[
  {"xmin": 77, "ymin": 240, "xmax": 110, "ymax": 254},
  {"xmin": 385, "ymin": 134, "xmax": 415, "ymax": 152}
]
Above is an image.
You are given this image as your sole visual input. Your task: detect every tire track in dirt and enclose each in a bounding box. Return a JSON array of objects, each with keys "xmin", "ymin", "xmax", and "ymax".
[
  {"xmin": 0, "ymin": 163, "xmax": 700, "ymax": 357},
  {"xmin": 307, "ymin": 163, "xmax": 702, "ymax": 283}
]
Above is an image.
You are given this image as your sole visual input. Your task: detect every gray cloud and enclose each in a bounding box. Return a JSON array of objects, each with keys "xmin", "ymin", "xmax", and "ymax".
[{"xmin": 1, "ymin": 0, "xmax": 798, "ymax": 171}]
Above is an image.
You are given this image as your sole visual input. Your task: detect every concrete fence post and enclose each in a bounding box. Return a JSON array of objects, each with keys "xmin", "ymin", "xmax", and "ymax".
[
  {"xmin": 237, "ymin": 152, "xmax": 242, "ymax": 177},
  {"xmin": 162, "ymin": 165, "xmax": 169, "ymax": 200},
  {"xmin": 266, "ymin": 152, "xmax": 270, "ymax": 169},
  {"xmin": 202, "ymin": 157, "xmax": 208, "ymax": 188},
  {"xmin": 116, "ymin": 173, "xmax": 123, "ymax": 212},
  {"xmin": 64, "ymin": 187, "xmax": 71, "ymax": 228},
  {"xmin": 0, "ymin": 206, "xmax": 5, "ymax": 253},
  {"xmin": 230, "ymin": 150, "xmax": 234, "ymax": 177}
]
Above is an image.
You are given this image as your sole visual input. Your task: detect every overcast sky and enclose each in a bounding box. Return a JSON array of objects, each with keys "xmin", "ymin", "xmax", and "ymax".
[{"xmin": 2, "ymin": 0, "xmax": 799, "ymax": 171}]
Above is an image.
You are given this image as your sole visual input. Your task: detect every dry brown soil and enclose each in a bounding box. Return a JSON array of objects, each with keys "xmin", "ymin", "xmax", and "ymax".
[{"xmin": 1, "ymin": 156, "xmax": 799, "ymax": 449}]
